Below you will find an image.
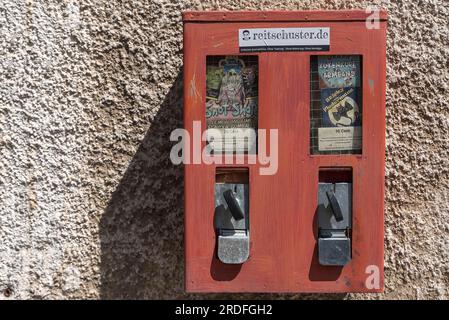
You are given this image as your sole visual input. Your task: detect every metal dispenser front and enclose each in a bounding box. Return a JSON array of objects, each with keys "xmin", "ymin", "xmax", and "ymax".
[
  {"xmin": 214, "ymin": 171, "xmax": 250, "ymax": 264},
  {"xmin": 317, "ymin": 182, "xmax": 352, "ymax": 266}
]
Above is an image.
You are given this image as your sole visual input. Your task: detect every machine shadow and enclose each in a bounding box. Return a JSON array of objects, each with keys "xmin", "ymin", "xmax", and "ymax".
[
  {"xmin": 98, "ymin": 68, "xmax": 347, "ymax": 300},
  {"xmin": 99, "ymin": 70, "xmax": 185, "ymax": 299}
]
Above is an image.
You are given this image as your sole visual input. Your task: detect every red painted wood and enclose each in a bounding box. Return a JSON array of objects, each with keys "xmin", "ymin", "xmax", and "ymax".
[
  {"xmin": 183, "ymin": 10, "xmax": 388, "ymax": 22},
  {"xmin": 184, "ymin": 11, "xmax": 387, "ymax": 293}
]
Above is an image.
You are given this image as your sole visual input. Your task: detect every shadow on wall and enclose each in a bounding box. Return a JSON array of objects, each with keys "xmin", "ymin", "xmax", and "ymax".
[
  {"xmin": 99, "ymin": 68, "xmax": 347, "ymax": 300},
  {"xmin": 99, "ymin": 70, "xmax": 185, "ymax": 299}
]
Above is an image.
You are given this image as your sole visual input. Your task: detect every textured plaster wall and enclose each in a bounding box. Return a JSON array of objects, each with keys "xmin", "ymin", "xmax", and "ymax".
[{"xmin": 0, "ymin": 0, "xmax": 447, "ymax": 299}]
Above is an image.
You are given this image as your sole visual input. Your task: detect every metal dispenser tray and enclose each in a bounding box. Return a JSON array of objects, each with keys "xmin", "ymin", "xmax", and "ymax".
[
  {"xmin": 214, "ymin": 184, "xmax": 249, "ymax": 264},
  {"xmin": 317, "ymin": 183, "xmax": 352, "ymax": 266}
]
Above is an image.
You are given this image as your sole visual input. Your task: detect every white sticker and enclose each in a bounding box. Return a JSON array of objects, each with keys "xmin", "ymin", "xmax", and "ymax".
[
  {"xmin": 318, "ymin": 127, "xmax": 362, "ymax": 151},
  {"xmin": 239, "ymin": 27, "xmax": 330, "ymax": 52},
  {"xmin": 206, "ymin": 128, "xmax": 257, "ymax": 154}
]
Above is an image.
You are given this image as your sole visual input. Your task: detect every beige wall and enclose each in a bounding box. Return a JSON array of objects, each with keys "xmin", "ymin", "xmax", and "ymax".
[{"xmin": 0, "ymin": 0, "xmax": 447, "ymax": 299}]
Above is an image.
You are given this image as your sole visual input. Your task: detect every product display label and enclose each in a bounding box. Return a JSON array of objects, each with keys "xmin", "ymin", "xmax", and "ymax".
[{"xmin": 317, "ymin": 55, "xmax": 362, "ymax": 152}]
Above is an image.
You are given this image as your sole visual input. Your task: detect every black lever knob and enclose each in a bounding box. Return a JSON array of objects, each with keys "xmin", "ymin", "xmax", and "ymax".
[
  {"xmin": 326, "ymin": 190, "xmax": 344, "ymax": 222},
  {"xmin": 223, "ymin": 189, "xmax": 245, "ymax": 221}
]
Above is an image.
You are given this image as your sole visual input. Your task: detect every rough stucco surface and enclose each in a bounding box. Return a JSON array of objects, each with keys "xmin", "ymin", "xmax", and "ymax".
[{"xmin": 0, "ymin": 0, "xmax": 448, "ymax": 300}]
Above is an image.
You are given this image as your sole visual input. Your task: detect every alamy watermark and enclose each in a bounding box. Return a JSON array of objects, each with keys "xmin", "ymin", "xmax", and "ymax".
[
  {"xmin": 365, "ymin": 265, "xmax": 381, "ymax": 289},
  {"xmin": 366, "ymin": 7, "xmax": 381, "ymax": 30},
  {"xmin": 170, "ymin": 121, "xmax": 279, "ymax": 175}
]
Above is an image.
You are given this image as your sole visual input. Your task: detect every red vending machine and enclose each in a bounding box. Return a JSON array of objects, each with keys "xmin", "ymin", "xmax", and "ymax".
[{"xmin": 183, "ymin": 10, "xmax": 387, "ymax": 292}]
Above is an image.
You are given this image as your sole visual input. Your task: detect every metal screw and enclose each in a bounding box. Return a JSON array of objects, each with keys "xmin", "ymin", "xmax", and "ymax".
[{"xmin": 3, "ymin": 287, "xmax": 13, "ymax": 297}]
